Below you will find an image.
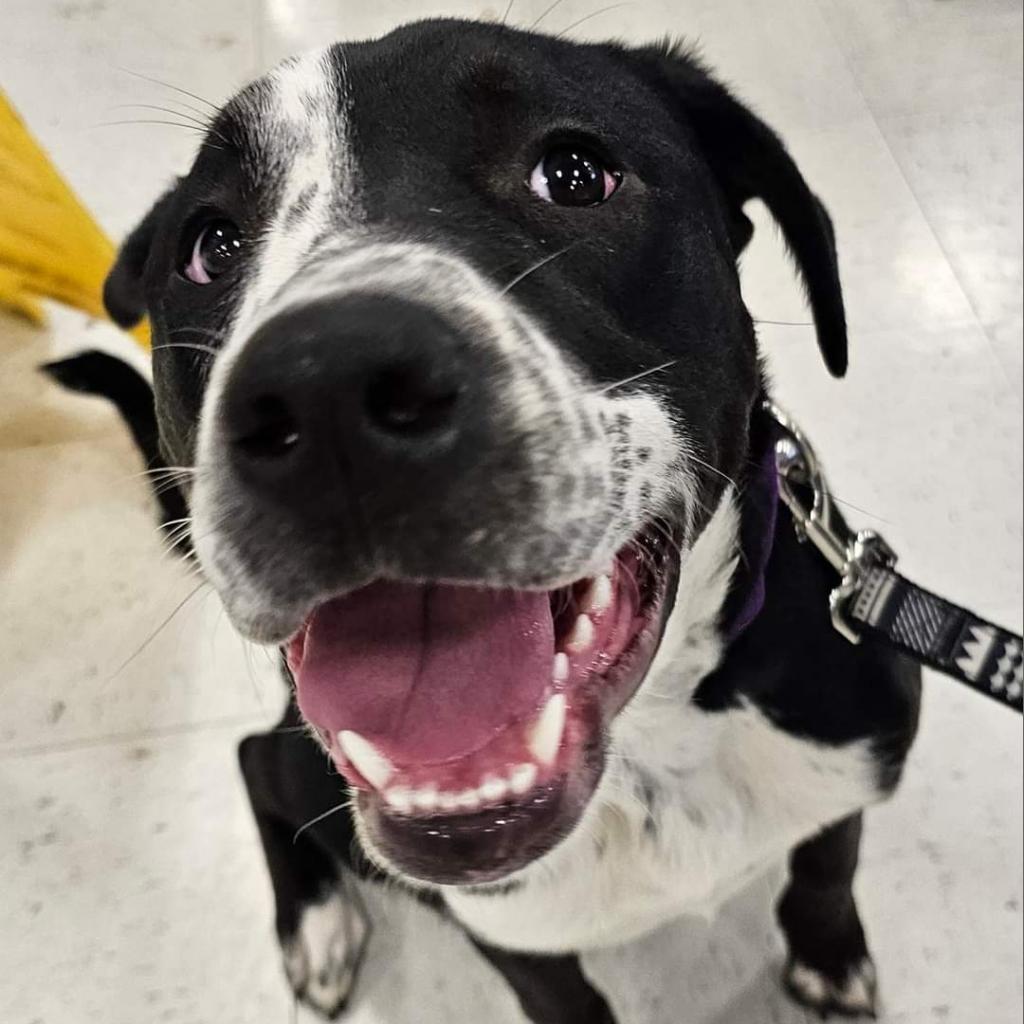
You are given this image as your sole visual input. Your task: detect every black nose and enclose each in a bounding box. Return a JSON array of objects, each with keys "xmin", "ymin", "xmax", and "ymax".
[{"xmin": 221, "ymin": 295, "xmax": 475, "ymax": 495}]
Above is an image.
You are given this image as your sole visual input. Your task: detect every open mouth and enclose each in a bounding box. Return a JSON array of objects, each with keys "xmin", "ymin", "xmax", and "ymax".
[{"xmin": 286, "ymin": 526, "xmax": 678, "ymax": 885}]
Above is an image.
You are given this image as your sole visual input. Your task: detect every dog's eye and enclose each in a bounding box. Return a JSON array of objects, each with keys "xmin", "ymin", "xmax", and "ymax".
[
  {"xmin": 528, "ymin": 146, "xmax": 621, "ymax": 207},
  {"xmin": 184, "ymin": 219, "xmax": 242, "ymax": 284}
]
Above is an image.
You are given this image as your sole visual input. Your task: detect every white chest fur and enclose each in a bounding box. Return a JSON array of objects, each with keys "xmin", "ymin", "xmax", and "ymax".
[
  {"xmin": 446, "ymin": 702, "xmax": 881, "ymax": 953},
  {"xmin": 444, "ymin": 498, "xmax": 883, "ymax": 954}
]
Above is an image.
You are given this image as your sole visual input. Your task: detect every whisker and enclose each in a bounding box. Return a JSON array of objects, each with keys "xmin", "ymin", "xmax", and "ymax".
[
  {"xmin": 159, "ymin": 516, "xmax": 192, "ymax": 532},
  {"xmin": 106, "ymin": 580, "xmax": 208, "ymax": 681},
  {"xmin": 152, "ymin": 477, "xmax": 192, "ymax": 498},
  {"xmin": 129, "ymin": 465, "xmax": 196, "ymax": 482},
  {"xmin": 293, "ymin": 801, "xmax": 350, "ymax": 844},
  {"xmin": 555, "ymin": 2, "xmax": 633, "ymax": 38},
  {"xmin": 166, "ymin": 325, "xmax": 229, "ymax": 342},
  {"xmin": 487, "ymin": 0, "xmax": 518, "ymax": 62},
  {"xmin": 154, "ymin": 341, "xmax": 220, "ymax": 358},
  {"xmin": 116, "ymin": 105, "xmax": 229, "ymax": 149},
  {"xmin": 597, "ymin": 359, "xmax": 677, "ymax": 395},
  {"xmin": 117, "ymin": 67, "xmax": 220, "ymax": 112},
  {"xmin": 96, "ymin": 118, "xmax": 208, "ymax": 133},
  {"xmin": 500, "ymin": 243, "xmax": 576, "ymax": 295},
  {"xmin": 530, "ymin": 0, "xmax": 569, "ymax": 31},
  {"xmin": 752, "ymin": 317, "xmax": 813, "ymax": 327},
  {"xmin": 163, "ymin": 531, "xmax": 195, "ymax": 558},
  {"xmin": 688, "ymin": 452, "xmax": 739, "ymax": 491},
  {"xmin": 112, "ymin": 103, "xmax": 213, "ymax": 131},
  {"xmin": 830, "ymin": 493, "xmax": 892, "ymax": 525}
]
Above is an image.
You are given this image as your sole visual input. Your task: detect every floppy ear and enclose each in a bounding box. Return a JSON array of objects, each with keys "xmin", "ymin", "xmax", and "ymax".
[
  {"xmin": 103, "ymin": 183, "xmax": 179, "ymax": 329},
  {"xmin": 634, "ymin": 43, "xmax": 848, "ymax": 377}
]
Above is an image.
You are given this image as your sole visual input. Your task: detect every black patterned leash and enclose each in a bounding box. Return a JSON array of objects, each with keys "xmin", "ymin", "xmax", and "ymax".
[{"xmin": 768, "ymin": 402, "xmax": 1023, "ymax": 713}]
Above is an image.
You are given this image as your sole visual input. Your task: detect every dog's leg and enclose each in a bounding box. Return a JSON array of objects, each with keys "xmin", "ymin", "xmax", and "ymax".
[
  {"xmin": 239, "ymin": 714, "xmax": 372, "ymax": 1019},
  {"xmin": 470, "ymin": 940, "xmax": 616, "ymax": 1024},
  {"xmin": 777, "ymin": 812, "xmax": 878, "ymax": 1018}
]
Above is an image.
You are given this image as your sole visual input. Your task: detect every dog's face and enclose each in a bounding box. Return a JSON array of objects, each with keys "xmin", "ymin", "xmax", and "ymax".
[{"xmin": 106, "ymin": 19, "xmax": 845, "ymax": 885}]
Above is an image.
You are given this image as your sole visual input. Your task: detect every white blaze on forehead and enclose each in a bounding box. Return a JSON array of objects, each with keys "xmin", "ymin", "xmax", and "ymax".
[
  {"xmin": 191, "ymin": 46, "xmax": 357, "ymax": 594},
  {"xmin": 230, "ymin": 46, "xmax": 356, "ymax": 346}
]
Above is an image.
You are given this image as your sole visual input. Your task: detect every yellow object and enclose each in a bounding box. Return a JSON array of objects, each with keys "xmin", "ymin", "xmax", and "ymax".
[{"xmin": 0, "ymin": 90, "xmax": 149, "ymax": 347}]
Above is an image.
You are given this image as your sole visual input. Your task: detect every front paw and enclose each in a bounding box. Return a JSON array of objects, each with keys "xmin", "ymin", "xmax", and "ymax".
[
  {"xmin": 783, "ymin": 955, "xmax": 878, "ymax": 1019},
  {"xmin": 280, "ymin": 887, "xmax": 370, "ymax": 1019}
]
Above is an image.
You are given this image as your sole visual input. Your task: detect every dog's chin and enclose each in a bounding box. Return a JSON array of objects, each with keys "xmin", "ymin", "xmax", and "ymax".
[{"xmin": 284, "ymin": 525, "xmax": 678, "ymax": 886}]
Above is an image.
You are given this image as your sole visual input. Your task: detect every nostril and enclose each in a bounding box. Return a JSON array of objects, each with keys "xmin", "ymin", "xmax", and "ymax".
[
  {"xmin": 364, "ymin": 368, "xmax": 461, "ymax": 436},
  {"xmin": 232, "ymin": 395, "xmax": 302, "ymax": 459}
]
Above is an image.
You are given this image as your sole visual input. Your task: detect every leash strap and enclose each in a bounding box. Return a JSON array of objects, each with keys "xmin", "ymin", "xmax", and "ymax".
[
  {"xmin": 766, "ymin": 401, "xmax": 1023, "ymax": 714},
  {"xmin": 848, "ymin": 566, "xmax": 1023, "ymax": 712}
]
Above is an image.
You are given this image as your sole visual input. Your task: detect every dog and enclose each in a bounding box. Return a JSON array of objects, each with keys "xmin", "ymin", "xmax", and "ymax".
[{"xmin": 82, "ymin": 18, "xmax": 922, "ymax": 1023}]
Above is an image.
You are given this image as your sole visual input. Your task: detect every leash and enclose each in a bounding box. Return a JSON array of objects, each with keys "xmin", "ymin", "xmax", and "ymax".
[{"xmin": 767, "ymin": 402, "xmax": 1023, "ymax": 714}]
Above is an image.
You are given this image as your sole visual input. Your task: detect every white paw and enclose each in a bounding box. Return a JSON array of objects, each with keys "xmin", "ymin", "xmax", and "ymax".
[
  {"xmin": 281, "ymin": 888, "xmax": 370, "ymax": 1018},
  {"xmin": 784, "ymin": 957, "xmax": 878, "ymax": 1018}
]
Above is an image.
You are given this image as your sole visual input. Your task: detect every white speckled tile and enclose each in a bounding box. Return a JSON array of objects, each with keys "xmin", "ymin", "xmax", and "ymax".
[
  {"xmin": 738, "ymin": 115, "xmax": 977, "ymax": 336},
  {"xmin": 762, "ymin": 319, "xmax": 1023, "ymax": 620},
  {"xmin": 256, "ymin": 0, "xmax": 871, "ymax": 137},
  {"xmin": 0, "ymin": 313, "xmax": 282, "ymax": 751},
  {"xmin": 0, "ymin": 723, "xmax": 526, "ymax": 1024},
  {"xmin": 875, "ymin": 104, "xmax": 1024, "ymax": 393},
  {"xmin": 2, "ymin": 697, "xmax": 1017, "ymax": 1024},
  {"xmin": 1, "ymin": 2, "xmax": 1021, "ymax": 1023},
  {"xmin": 0, "ymin": 0, "xmax": 258, "ymax": 240},
  {"xmin": 857, "ymin": 671, "xmax": 1024, "ymax": 1024},
  {"xmin": 822, "ymin": 0, "xmax": 1023, "ymax": 120}
]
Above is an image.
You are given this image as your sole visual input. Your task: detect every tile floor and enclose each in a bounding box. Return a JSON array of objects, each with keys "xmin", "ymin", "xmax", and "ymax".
[{"xmin": 0, "ymin": 2, "xmax": 1021, "ymax": 1023}]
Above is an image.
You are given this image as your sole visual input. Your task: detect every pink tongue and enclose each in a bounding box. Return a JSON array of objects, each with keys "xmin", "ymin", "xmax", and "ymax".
[{"xmin": 294, "ymin": 582, "xmax": 554, "ymax": 765}]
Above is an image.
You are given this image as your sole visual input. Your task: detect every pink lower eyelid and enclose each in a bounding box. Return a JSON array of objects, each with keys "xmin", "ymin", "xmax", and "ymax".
[{"xmin": 185, "ymin": 239, "xmax": 212, "ymax": 284}]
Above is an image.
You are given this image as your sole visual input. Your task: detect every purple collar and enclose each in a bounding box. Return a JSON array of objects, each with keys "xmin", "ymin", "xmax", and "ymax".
[{"xmin": 721, "ymin": 418, "xmax": 779, "ymax": 641}]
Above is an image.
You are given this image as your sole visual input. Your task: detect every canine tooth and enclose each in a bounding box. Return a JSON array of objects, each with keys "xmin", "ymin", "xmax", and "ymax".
[
  {"xmin": 582, "ymin": 574, "xmax": 613, "ymax": 615},
  {"xmin": 566, "ymin": 614, "xmax": 595, "ymax": 653},
  {"xmin": 479, "ymin": 776, "xmax": 508, "ymax": 803},
  {"xmin": 412, "ymin": 787, "xmax": 439, "ymax": 812},
  {"xmin": 508, "ymin": 763, "xmax": 538, "ymax": 795},
  {"xmin": 527, "ymin": 693, "xmax": 566, "ymax": 766},
  {"xmin": 455, "ymin": 789, "xmax": 482, "ymax": 811},
  {"xmin": 338, "ymin": 730, "xmax": 394, "ymax": 790},
  {"xmin": 385, "ymin": 788, "xmax": 413, "ymax": 814},
  {"xmin": 552, "ymin": 652, "xmax": 570, "ymax": 683}
]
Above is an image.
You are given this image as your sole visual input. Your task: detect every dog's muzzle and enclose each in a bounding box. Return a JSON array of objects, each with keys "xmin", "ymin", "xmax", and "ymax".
[{"xmin": 190, "ymin": 244, "xmax": 686, "ymax": 883}]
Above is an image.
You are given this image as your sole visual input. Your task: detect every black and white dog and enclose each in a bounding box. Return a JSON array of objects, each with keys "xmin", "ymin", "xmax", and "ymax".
[{"xmin": 90, "ymin": 18, "xmax": 923, "ymax": 1023}]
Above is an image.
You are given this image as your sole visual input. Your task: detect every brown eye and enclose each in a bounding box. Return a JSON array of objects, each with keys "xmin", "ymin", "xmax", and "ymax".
[
  {"xmin": 184, "ymin": 219, "xmax": 242, "ymax": 284},
  {"xmin": 529, "ymin": 146, "xmax": 621, "ymax": 207}
]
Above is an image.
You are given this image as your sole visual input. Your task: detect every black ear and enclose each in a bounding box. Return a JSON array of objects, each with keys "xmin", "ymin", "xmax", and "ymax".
[
  {"xmin": 634, "ymin": 43, "xmax": 848, "ymax": 377},
  {"xmin": 103, "ymin": 184, "xmax": 179, "ymax": 329}
]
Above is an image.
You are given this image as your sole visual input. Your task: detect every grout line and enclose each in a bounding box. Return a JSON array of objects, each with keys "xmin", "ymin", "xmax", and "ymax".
[{"xmin": 0, "ymin": 711, "xmax": 275, "ymax": 760}]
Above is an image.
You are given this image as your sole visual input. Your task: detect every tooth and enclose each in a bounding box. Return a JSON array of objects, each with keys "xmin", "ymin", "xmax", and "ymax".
[
  {"xmin": 455, "ymin": 789, "xmax": 482, "ymax": 811},
  {"xmin": 566, "ymin": 614, "xmax": 595, "ymax": 653},
  {"xmin": 338, "ymin": 730, "xmax": 394, "ymax": 789},
  {"xmin": 412, "ymin": 787, "xmax": 439, "ymax": 813},
  {"xmin": 528, "ymin": 693, "xmax": 566, "ymax": 766},
  {"xmin": 509, "ymin": 763, "xmax": 538, "ymax": 795},
  {"xmin": 385, "ymin": 788, "xmax": 413, "ymax": 814},
  {"xmin": 552, "ymin": 652, "xmax": 569, "ymax": 683},
  {"xmin": 479, "ymin": 776, "xmax": 508, "ymax": 803},
  {"xmin": 437, "ymin": 792, "xmax": 460, "ymax": 812},
  {"xmin": 582, "ymin": 574, "xmax": 613, "ymax": 615}
]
